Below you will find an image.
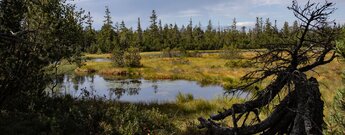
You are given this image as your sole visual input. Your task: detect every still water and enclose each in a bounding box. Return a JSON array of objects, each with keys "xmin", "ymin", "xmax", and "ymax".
[{"xmin": 49, "ymin": 74, "xmax": 242, "ymax": 103}]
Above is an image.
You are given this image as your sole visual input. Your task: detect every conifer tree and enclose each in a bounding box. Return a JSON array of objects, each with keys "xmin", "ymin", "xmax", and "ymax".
[
  {"xmin": 97, "ymin": 6, "xmax": 115, "ymax": 53},
  {"xmin": 147, "ymin": 10, "xmax": 160, "ymax": 51},
  {"xmin": 85, "ymin": 12, "xmax": 97, "ymax": 53},
  {"xmin": 135, "ymin": 17, "xmax": 143, "ymax": 49}
]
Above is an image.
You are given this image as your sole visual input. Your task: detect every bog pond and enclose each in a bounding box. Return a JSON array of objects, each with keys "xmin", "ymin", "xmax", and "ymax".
[
  {"xmin": 49, "ymin": 58, "xmax": 248, "ymax": 103},
  {"xmin": 48, "ymin": 74, "xmax": 248, "ymax": 103}
]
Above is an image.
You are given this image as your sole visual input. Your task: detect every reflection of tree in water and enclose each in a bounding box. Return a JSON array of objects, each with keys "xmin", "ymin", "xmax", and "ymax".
[
  {"xmin": 71, "ymin": 75, "xmax": 86, "ymax": 91},
  {"xmin": 151, "ymin": 80, "xmax": 158, "ymax": 94},
  {"xmin": 108, "ymin": 79, "xmax": 141, "ymax": 99}
]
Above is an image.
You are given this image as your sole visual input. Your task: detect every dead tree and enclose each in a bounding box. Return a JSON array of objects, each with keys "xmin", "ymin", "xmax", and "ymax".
[{"xmin": 198, "ymin": 0, "xmax": 340, "ymax": 134}]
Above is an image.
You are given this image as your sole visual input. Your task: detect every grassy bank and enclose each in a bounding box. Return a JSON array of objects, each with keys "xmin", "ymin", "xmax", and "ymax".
[
  {"xmin": 76, "ymin": 51, "xmax": 345, "ymax": 105},
  {"xmin": 77, "ymin": 51, "xmax": 256, "ymax": 89}
]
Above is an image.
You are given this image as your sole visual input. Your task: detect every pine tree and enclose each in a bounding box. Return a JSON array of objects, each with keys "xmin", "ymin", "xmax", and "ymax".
[
  {"xmin": 231, "ymin": 18, "xmax": 237, "ymax": 32},
  {"xmin": 282, "ymin": 21, "xmax": 290, "ymax": 37},
  {"xmin": 147, "ymin": 10, "xmax": 160, "ymax": 51},
  {"xmin": 104, "ymin": 6, "xmax": 113, "ymax": 25},
  {"xmin": 205, "ymin": 20, "xmax": 216, "ymax": 49},
  {"xmin": 85, "ymin": 12, "xmax": 97, "ymax": 53},
  {"xmin": 135, "ymin": 17, "xmax": 143, "ymax": 49},
  {"xmin": 193, "ymin": 22, "xmax": 204, "ymax": 50},
  {"xmin": 97, "ymin": 6, "xmax": 115, "ymax": 53},
  {"xmin": 184, "ymin": 18, "xmax": 194, "ymax": 50},
  {"xmin": 263, "ymin": 18, "xmax": 273, "ymax": 44}
]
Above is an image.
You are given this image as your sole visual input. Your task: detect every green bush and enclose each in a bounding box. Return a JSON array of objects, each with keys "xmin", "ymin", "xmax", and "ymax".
[
  {"xmin": 112, "ymin": 47, "xmax": 142, "ymax": 68},
  {"xmin": 112, "ymin": 48, "xmax": 125, "ymax": 67},
  {"xmin": 105, "ymin": 104, "xmax": 175, "ymax": 135},
  {"xmin": 123, "ymin": 47, "xmax": 142, "ymax": 67},
  {"xmin": 162, "ymin": 47, "xmax": 181, "ymax": 57},
  {"xmin": 327, "ymin": 88, "xmax": 345, "ymax": 134},
  {"xmin": 220, "ymin": 45, "xmax": 241, "ymax": 59},
  {"xmin": 336, "ymin": 40, "xmax": 345, "ymax": 58},
  {"xmin": 0, "ymin": 96, "xmax": 176, "ymax": 135}
]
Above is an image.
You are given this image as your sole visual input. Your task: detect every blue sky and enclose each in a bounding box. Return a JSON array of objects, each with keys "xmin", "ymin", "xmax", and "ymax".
[{"xmin": 70, "ymin": 0, "xmax": 345, "ymax": 30}]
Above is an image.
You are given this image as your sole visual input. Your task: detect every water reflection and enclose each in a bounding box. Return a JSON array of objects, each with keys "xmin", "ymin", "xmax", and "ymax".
[
  {"xmin": 89, "ymin": 58, "xmax": 112, "ymax": 62},
  {"xmin": 108, "ymin": 80, "xmax": 141, "ymax": 99},
  {"xmin": 48, "ymin": 74, "xmax": 245, "ymax": 103}
]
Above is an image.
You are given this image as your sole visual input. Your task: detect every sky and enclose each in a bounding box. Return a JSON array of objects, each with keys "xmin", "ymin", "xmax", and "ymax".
[{"xmin": 70, "ymin": 0, "xmax": 345, "ymax": 30}]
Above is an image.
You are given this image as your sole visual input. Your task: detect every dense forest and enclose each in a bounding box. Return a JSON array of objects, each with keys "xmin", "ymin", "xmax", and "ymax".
[
  {"xmin": 1, "ymin": 0, "xmax": 345, "ymax": 134},
  {"xmin": 85, "ymin": 7, "xmax": 302, "ymax": 53}
]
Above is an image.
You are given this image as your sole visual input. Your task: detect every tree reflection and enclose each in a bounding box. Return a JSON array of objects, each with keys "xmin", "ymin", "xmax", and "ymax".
[{"xmin": 108, "ymin": 79, "xmax": 141, "ymax": 99}]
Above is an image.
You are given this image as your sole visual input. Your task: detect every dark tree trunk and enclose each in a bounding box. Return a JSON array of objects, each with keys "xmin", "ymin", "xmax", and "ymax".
[{"xmin": 199, "ymin": 72, "xmax": 324, "ymax": 135}]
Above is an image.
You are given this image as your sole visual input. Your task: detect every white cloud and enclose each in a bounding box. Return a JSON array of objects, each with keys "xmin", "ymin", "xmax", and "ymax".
[
  {"xmin": 177, "ymin": 9, "xmax": 202, "ymax": 17},
  {"xmin": 237, "ymin": 21, "xmax": 255, "ymax": 27},
  {"xmin": 250, "ymin": 0, "xmax": 289, "ymax": 6}
]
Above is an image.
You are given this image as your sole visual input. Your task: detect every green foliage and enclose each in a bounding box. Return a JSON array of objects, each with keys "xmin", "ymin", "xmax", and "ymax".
[
  {"xmin": 97, "ymin": 24, "xmax": 115, "ymax": 53},
  {"xmin": 112, "ymin": 47, "xmax": 142, "ymax": 68},
  {"xmin": 220, "ymin": 45, "xmax": 241, "ymax": 59},
  {"xmin": 123, "ymin": 47, "xmax": 142, "ymax": 67},
  {"xmin": 0, "ymin": 96, "xmax": 175, "ymax": 135},
  {"xmin": 328, "ymin": 88, "xmax": 345, "ymax": 134},
  {"xmin": 0, "ymin": 0, "xmax": 84, "ymax": 108},
  {"xmin": 105, "ymin": 104, "xmax": 174, "ymax": 135},
  {"xmin": 112, "ymin": 48, "xmax": 125, "ymax": 67},
  {"xmin": 336, "ymin": 40, "xmax": 345, "ymax": 58},
  {"xmin": 222, "ymin": 77, "xmax": 240, "ymax": 90},
  {"xmin": 162, "ymin": 47, "xmax": 181, "ymax": 57},
  {"xmin": 336, "ymin": 28, "xmax": 345, "ymax": 58},
  {"xmin": 82, "ymin": 9, "xmax": 305, "ymax": 52}
]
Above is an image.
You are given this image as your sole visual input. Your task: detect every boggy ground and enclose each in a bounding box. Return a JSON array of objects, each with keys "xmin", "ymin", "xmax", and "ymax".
[{"xmin": 56, "ymin": 50, "xmax": 345, "ymax": 134}]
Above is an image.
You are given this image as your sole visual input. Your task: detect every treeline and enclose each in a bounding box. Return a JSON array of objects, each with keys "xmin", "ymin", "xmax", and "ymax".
[{"xmin": 83, "ymin": 8, "xmax": 303, "ymax": 53}]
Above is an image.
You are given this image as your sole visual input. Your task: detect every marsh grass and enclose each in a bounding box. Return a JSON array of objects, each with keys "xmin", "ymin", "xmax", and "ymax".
[{"xmin": 76, "ymin": 51, "xmax": 345, "ymax": 133}]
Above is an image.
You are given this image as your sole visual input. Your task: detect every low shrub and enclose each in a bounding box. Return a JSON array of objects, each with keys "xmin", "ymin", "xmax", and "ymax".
[
  {"xmin": 220, "ymin": 45, "xmax": 241, "ymax": 59},
  {"xmin": 123, "ymin": 47, "xmax": 142, "ymax": 67},
  {"xmin": 162, "ymin": 47, "xmax": 182, "ymax": 57},
  {"xmin": 0, "ymin": 96, "xmax": 176, "ymax": 135},
  {"xmin": 225, "ymin": 59, "xmax": 252, "ymax": 68},
  {"xmin": 327, "ymin": 88, "xmax": 345, "ymax": 134},
  {"xmin": 105, "ymin": 104, "xmax": 175, "ymax": 135}
]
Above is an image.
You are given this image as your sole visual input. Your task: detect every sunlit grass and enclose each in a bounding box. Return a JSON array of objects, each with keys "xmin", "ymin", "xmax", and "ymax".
[
  {"xmin": 127, "ymin": 94, "xmax": 244, "ymax": 133},
  {"xmin": 77, "ymin": 50, "xmax": 345, "ymax": 132},
  {"xmin": 83, "ymin": 53, "xmax": 111, "ymax": 59},
  {"xmin": 79, "ymin": 52, "xmax": 256, "ymax": 89}
]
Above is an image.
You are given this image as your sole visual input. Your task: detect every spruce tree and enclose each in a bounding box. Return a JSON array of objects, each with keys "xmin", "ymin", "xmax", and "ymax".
[
  {"xmin": 97, "ymin": 6, "xmax": 115, "ymax": 53},
  {"xmin": 205, "ymin": 20, "xmax": 215, "ymax": 49},
  {"xmin": 135, "ymin": 17, "xmax": 143, "ymax": 49},
  {"xmin": 147, "ymin": 10, "xmax": 160, "ymax": 51},
  {"xmin": 85, "ymin": 12, "xmax": 97, "ymax": 53}
]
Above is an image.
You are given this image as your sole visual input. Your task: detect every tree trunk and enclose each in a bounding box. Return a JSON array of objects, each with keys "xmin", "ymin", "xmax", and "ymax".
[{"xmin": 199, "ymin": 72, "xmax": 324, "ymax": 135}]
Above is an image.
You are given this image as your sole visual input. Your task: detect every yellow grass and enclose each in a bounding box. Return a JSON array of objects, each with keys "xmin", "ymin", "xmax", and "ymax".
[
  {"xmin": 79, "ymin": 51, "xmax": 345, "ymax": 130},
  {"xmin": 80, "ymin": 52, "xmax": 255, "ymax": 89}
]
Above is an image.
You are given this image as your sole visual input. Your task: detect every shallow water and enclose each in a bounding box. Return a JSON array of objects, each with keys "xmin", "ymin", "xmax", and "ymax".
[
  {"xmin": 49, "ymin": 74, "xmax": 246, "ymax": 103},
  {"xmin": 89, "ymin": 58, "xmax": 112, "ymax": 62}
]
